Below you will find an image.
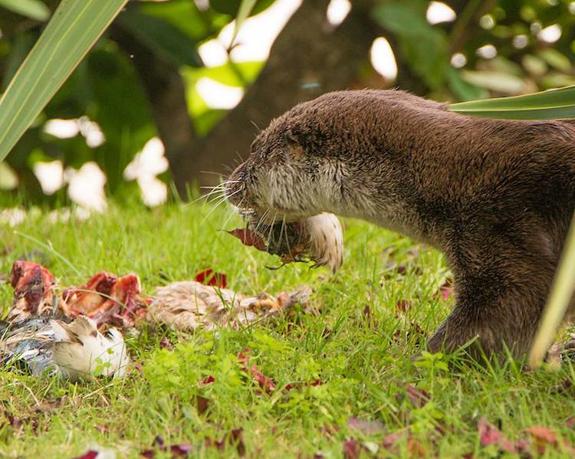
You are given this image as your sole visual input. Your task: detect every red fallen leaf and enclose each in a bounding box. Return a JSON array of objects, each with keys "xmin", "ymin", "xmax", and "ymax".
[
  {"xmin": 201, "ymin": 375, "xmax": 215, "ymax": 385},
  {"xmin": 407, "ymin": 436, "xmax": 426, "ymax": 458},
  {"xmin": 205, "ymin": 429, "xmax": 245, "ymax": 456},
  {"xmin": 566, "ymin": 417, "xmax": 575, "ymax": 429},
  {"xmin": 74, "ymin": 451, "xmax": 99, "ymax": 459},
  {"xmin": 478, "ymin": 418, "xmax": 501, "ymax": 447},
  {"xmin": 227, "ymin": 228, "xmax": 267, "ymax": 251},
  {"xmin": 342, "ymin": 439, "xmax": 361, "ymax": 459},
  {"xmin": 526, "ymin": 425, "xmax": 557, "ymax": 454},
  {"xmin": 170, "ymin": 444, "xmax": 193, "ymax": 457},
  {"xmin": 230, "ymin": 428, "xmax": 246, "ymax": 457},
  {"xmin": 140, "ymin": 450, "xmax": 155, "ymax": 458},
  {"xmin": 238, "ymin": 350, "xmax": 276, "ymax": 393},
  {"xmin": 347, "ymin": 417, "xmax": 385, "ymax": 435},
  {"xmin": 526, "ymin": 426, "xmax": 557, "ymax": 444},
  {"xmin": 383, "ymin": 431, "xmax": 404, "ymax": 450},
  {"xmin": 405, "ymin": 385, "xmax": 430, "ymax": 408},
  {"xmin": 153, "ymin": 436, "xmax": 165, "ymax": 448},
  {"xmin": 477, "ymin": 418, "xmax": 517, "ymax": 453},
  {"xmin": 194, "ymin": 268, "xmax": 227, "ymax": 288},
  {"xmin": 159, "ymin": 337, "xmax": 174, "ymax": 350},
  {"xmin": 196, "ymin": 395, "xmax": 209, "ymax": 415},
  {"xmin": 395, "ymin": 299, "xmax": 411, "ymax": 313}
]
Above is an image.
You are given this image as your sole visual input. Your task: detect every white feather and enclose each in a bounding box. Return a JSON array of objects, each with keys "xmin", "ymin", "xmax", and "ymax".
[{"xmin": 50, "ymin": 317, "xmax": 129, "ymax": 380}]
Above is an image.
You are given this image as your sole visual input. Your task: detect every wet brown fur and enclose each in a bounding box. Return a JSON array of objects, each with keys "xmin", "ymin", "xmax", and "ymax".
[{"xmin": 227, "ymin": 89, "xmax": 575, "ymax": 358}]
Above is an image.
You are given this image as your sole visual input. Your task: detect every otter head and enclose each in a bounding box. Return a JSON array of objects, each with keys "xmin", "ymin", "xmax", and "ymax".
[{"xmin": 225, "ymin": 93, "xmax": 382, "ymax": 223}]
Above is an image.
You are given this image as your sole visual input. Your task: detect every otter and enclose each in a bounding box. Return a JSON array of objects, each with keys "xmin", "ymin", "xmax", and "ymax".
[{"xmin": 225, "ymin": 89, "xmax": 575, "ymax": 358}]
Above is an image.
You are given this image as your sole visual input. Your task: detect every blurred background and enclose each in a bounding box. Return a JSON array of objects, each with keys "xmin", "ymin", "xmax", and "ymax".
[{"xmin": 0, "ymin": 0, "xmax": 574, "ymax": 215}]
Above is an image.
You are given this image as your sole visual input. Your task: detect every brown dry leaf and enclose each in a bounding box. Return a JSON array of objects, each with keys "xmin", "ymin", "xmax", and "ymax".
[
  {"xmin": 342, "ymin": 439, "xmax": 361, "ymax": 459},
  {"xmin": 407, "ymin": 436, "xmax": 426, "ymax": 458},
  {"xmin": 525, "ymin": 425, "xmax": 557, "ymax": 454},
  {"xmin": 238, "ymin": 350, "xmax": 276, "ymax": 393},
  {"xmin": 405, "ymin": 385, "xmax": 431, "ymax": 408},
  {"xmin": 477, "ymin": 418, "xmax": 519, "ymax": 453},
  {"xmin": 227, "ymin": 228, "xmax": 268, "ymax": 251}
]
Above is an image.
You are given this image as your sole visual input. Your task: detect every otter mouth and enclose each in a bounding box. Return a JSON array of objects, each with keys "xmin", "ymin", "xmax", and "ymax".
[{"xmin": 227, "ymin": 213, "xmax": 344, "ymax": 273}]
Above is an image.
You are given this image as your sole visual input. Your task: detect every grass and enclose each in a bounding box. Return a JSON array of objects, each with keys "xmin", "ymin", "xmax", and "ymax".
[{"xmin": 1, "ymin": 200, "xmax": 575, "ymax": 458}]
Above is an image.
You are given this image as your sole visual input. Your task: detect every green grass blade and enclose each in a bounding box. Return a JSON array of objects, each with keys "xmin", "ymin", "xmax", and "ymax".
[
  {"xmin": 0, "ymin": 0, "xmax": 50, "ymax": 21},
  {"xmin": 0, "ymin": 0, "xmax": 128, "ymax": 163},
  {"xmin": 529, "ymin": 214, "xmax": 575, "ymax": 368},
  {"xmin": 449, "ymin": 85, "xmax": 575, "ymax": 119}
]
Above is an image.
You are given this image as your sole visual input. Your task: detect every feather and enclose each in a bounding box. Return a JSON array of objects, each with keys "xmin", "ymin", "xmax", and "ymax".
[
  {"xmin": 0, "ymin": 317, "xmax": 129, "ymax": 380},
  {"xmin": 51, "ymin": 317, "xmax": 130, "ymax": 380}
]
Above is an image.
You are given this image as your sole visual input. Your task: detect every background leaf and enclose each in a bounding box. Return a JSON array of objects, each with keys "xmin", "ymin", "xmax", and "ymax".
[
  {"xmin": 118, "ymin": 10, "xmax": 204, "ymax": 68},
  {"xmin": 0, "ymin": 0, "xmax": 128, "ymax": 163},
  {"xmin": 0, "ymin": 0, "xmax": 50, "ymax": 22},
  {"xmin": 449, "ymin": 85, "xmax": 575, "ymax": 119}
]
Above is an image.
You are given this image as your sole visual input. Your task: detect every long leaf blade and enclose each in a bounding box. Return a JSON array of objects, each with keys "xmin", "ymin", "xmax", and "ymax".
[
  {"xmin": 449, "ymin": 85, "xmax": 575, "ymax": 119},
  {"xmin": 529, "ymin": 214, "xmax": 575, "ymax": 367},
  {"xmin": 0, "ymin": 0, "xmax": 128, "ymax": 162}
]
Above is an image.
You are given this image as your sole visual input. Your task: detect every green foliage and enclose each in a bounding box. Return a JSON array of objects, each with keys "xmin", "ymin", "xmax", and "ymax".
[
  {"xmin": 0, "ymin": 0, "xmax": 50, "ymax": 21},
  {"xmin": 2, "ymin": 0, "xmax": 575, "ymax": 203},
  {"xmin": 0, "ymin": 0, "xmax": 128, "ymax": 162},
  {"xmin": 0, "ymin": 203, "xmax": 574, "ymax": 456},
  {"xmin": 374, "ymin": 0, "xmax": 450, "ymax": 90},
  {"xmin": 117, "ymin": 9, "xmax": 203, "ymax": 68},
  {"xmin": 450, "ymin": 84, "xmax": 575, "ymax": 119}
]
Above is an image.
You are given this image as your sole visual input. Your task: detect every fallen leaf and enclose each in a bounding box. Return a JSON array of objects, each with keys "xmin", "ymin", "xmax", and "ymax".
[
  {"xmin": 342, "ymin": 439, "xmax": 361, "ymax": 459},
  {"xmin": 405, "ymin": 385, "xmax": 430, "ymax": 408},
  {"xmin": 395, "ymin": 300, "xmax": 411, "ymax": 313},
  {"xmin": 227, "ymin": 228, "xmax": 267, "ymax": 251},
  {"xmin": 170, "ymin": 444, "xmax": 193, "ymax": 457},
  {"xmin": 526, "ymin": 425, "xmax": 557, "ymax": 454},
  {"xmin": 74, "ymin": 451, "xmax": 99, "ymax": 459},
  {"xmin": 238, "ymin": 350, "xmax": 276, "ymax": 393},
  {"xmin": 230, "ymin": 428, "xmax": 246, "ymax": 457},
  {"xmin": 566, "ymin": 417, "xmax": 575, "ymax": 429},
  {"xmin": 159, "ymin": 337, "xmax": 174, "ymax": 350},
  {"xmin": 407, "ymin": 436, "xmax": 426, "ymax": 458},
  {"xmin": 201, "ymin": 375, "xmax": 215, "ymax": 385},
  {"xmin": 153, "ymin": 436, "xmax": 165, "ymax": 448},
  {"xmin": 477, "ymin": 418, "xmax": 517, "ymax": 453},
  {"xmin": 196, "ymin": 395, "xmax": 209, "ymax": 415},
  {"xmin": 382, "ymin": 431, "xmax": 404, "ymax": 450},
  {"xmin": 194, "ymin": 269, "xmax": 227, "ymax": 288}
]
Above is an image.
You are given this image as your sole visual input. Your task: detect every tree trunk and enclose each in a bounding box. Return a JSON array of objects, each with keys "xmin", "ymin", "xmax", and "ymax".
[
  {"xmin": 181, "ymin": 0, "xmax": 380, "ymax": 189},
  {"xmin": 115, "ymin": 0, "xmax": 386, "ymax": 194}
]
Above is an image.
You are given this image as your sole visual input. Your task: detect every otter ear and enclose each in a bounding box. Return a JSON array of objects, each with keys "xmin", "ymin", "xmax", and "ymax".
[
  {"xmin": 285, "ymin": 128, "xmax": 305, "ymax": 159},
  {"xmin": 285, "ymin": 128, "xmax": 301, "ymax": 145}
]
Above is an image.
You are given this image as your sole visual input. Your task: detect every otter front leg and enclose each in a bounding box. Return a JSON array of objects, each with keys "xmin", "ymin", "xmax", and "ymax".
[{"xmin": 428, "ymin": 239, "xmax": 556, "ymax": 359}]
